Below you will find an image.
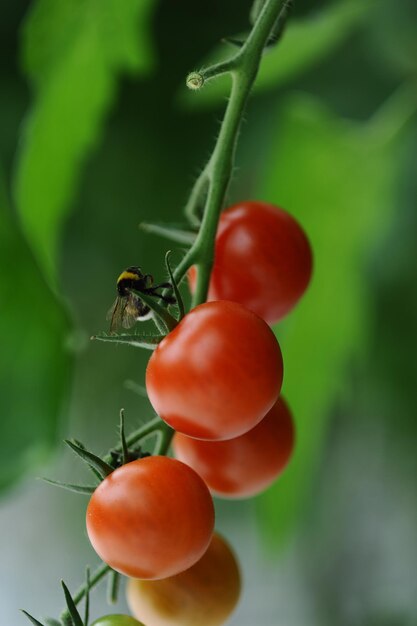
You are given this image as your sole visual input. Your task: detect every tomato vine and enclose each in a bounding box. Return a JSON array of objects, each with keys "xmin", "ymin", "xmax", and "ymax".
[{"xmin": 24, "ymin": 1, "xmax": 297, "ymax": 624}]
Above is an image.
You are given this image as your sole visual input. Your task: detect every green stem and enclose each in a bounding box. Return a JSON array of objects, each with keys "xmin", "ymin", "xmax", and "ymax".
[
  {"xmin": 173, "ymin": 0, "xmax": 289, "ymax": 304},
  {"xmin": 184, "ymin": 168, "xmax": 210, "ymax": 225},
  {"xmin": 153, "ymin": 421, "xmax": 175, "ymax": 456}
]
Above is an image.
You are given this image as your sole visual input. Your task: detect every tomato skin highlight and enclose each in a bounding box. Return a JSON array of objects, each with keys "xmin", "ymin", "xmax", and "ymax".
[
  {"xmin": 146, "ymin": 300, "xmax": 283, "ymax": 441},
  {"xmin": 86, "ymin": 456, "xmax": 214, "ymax": 580},
  {"xmin": 173, "ymin": 396, "xmax": 295, "ymax": 498},
  {"xmin": 126, "ymin": 532, "xmax": 241, "ymax": 626},
  {"xmin": 91, "ymin": 616, "xmax": 144, "ymax": 626},
  {"xmin": 189, "ymin": 201, "xmax": 312, "ymax": 324}
]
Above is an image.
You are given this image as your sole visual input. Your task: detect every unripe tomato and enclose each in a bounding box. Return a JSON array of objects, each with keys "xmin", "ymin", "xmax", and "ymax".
[
  {"xmin": 91, "ymin": 616, "xmax": 144, "ymax": 626},
  {"xmin": 146, "ymin": 300, "xmax": 283, "ymax": 441},
  {"xmin": 173, "ymin": 396, "xmax": 295, "ymax": 498},
  {"xmin": 126, "ymin": 532, "xmax": 241, "ymax": 626},
  {"xmin": 189, "ymin": 201, "xmax": 312, "ymax": 324},
  {"xmin": 86, "ymin": 456, "xmax": 214, "ymax": 579}
]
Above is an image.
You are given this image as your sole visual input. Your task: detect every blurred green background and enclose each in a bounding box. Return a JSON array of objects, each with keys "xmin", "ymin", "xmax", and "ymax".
[{"xmin": 1, "ymin": 0, "xmax": 416, "ymax": 624}]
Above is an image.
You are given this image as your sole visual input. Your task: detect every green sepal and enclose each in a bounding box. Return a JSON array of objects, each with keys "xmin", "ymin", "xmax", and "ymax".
[
  {"xmin": 107, "ymin": 569, "xmax": 120, "ymax": 605},
  {"xmin": 61, "ymin": 580, "xmax": 84, "ymax": 626},
  {"xmin": 21, "ymin": 610, "xmax": 45, "ymax": 626},
  {"xmin": 65, "ymin": 440, "xmax": 114, "ymax": 479},
  {"xmin": 140, "ymin": 221, "xmax": 197, "ymax": 245},
  {"xmin": 72, "ymin": 439, "xmax": 103, "ymax": 481},
  {"xmin": 92, "ymin": 332, "xmax": 164, "ymax": 349},
  {"xmin": 103, "ymin": 416, "xmax": 161, "ymax": 464},
  {"xmin": 45, "ymin": 620, "xmax": 61, "ymax": 626},
  {"xmin": 165, "ymin": 251, "xmax": 185, "ymax": 321},
  {"xmin": 129, "ymin": 289, "xmax": 177, "ymax": 333},
  {"xmin": 41, "ymin": 477, "xmax": 96, "ymax": 495},
  {"xmin": 119, "ymin": 409, "xmax": 129, "ymax": 465},
  {"xmin": 84, "ymin": 567, "xmax": 90, "ymax": 626}
]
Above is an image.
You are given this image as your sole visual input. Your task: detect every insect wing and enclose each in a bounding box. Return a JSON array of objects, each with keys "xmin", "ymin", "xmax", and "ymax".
[
  {"xmin": 107, "ymin": 297, "xmax": 127, "ymax": 332},
  {"xmin": 122, "ymin": 293, "xmax": 143, "ymax": 329}
]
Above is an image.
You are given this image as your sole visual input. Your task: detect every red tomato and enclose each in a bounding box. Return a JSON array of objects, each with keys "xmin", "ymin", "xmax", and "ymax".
[
  {"xmin": 146, "ymin": 300, "xmax": 283, "ymax": 441},
  {"xmin": 189, "ymin": 201, "xmax": 312, "ymax": 324},
  {"xmin": 173, "ymin": 396, "xmax": 294, "ymax": 498},
  {"xmin": 126, "ymin": 532, "xmax": 241, "ymax": 626},
  {"xmin": 86, "ymin": 456, "xmax": 214, "ymax": 579}
]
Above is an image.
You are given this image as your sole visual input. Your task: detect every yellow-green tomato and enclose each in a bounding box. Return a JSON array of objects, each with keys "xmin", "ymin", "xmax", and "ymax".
[
  {"xmin": 126, "ymin": 532, "xmax": 241, "ymax": 626},
  {"xmin": 91, "ymin": 615, "xmax": 145, "ymax": 626}
]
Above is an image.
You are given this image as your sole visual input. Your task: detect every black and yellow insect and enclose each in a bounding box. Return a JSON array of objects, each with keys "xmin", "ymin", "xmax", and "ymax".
[{"xmin": 107, "ymin": 266, "xmax": 175, "ymax": 332}]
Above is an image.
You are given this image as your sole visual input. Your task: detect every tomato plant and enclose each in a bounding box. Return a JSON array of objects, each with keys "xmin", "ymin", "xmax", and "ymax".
[
  {"xmin": 146, "ymin": 300, "xmax": 283, "ymax": 440},
  {"xmin": 189, "ymin": 201, "xmax": 312, "ymax": 324},
  {"xmin": 173, "ymin": 396, "xmax": 294, "ymax": 498},
  {"xmin": 20, "ymin": 4, "xmax": 311, "ymax": 624},
  {"xmin": 126, "ymin": 532, "xmax": 241, "ymax": 626},
  {"xmin": 86, "ymin": 456, "xmax": 215, "ymax": 579},
  {"xmin": 91, "ymin": 616, "xmax": 145, "ymax": 626}
]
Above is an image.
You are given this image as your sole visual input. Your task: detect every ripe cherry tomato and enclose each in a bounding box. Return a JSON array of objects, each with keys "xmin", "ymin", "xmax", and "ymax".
[
  {"xmin": 146, "ymin": 300, "xmax": 283, "ymax": 441},
  {"xmin": 86, "ymin": 456, "xmax": 214, "ymax": 579},
  {"xmin": 91, "ymin": 616, "xmax": 144, "ymax": 626},
  {"xmin": 173, "ymin": 396, "xmax": 295, "ymax": 498},
  {"xmin": 189, "ymin": 201, "xmax": 312, "ymax": 324},
  {"xmin": 126, "ymin": 532, "xmax": 241, "ymax": 626}
]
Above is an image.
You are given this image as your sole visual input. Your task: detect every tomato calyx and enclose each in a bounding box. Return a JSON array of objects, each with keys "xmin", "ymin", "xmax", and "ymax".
[
  {"xmin": 44, "ymin": 411, "xmax": 165, "ymax": 497},
  {"xmin": 108, "ymin": 446, "xmax": 150, "ymax": 468}
]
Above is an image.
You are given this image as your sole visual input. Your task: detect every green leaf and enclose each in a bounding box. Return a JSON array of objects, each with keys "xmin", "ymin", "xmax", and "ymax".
[
  {"xmin": 92, "ymin": 331, "xmax": 164, "ymax": 349},
  {"xmin": 256, "ymin": 89, "xmax": 415, "ymax": 544},
  {"xmin": 0, "ymin": 175, "xmax": 71, "ymax": 492},
  {"xmin": 180, "ymin": 0, "xmax": 373, "ymax": 109},
  {"xmin": 14, "ymin": 0, "xmax": 156, "ymax": 286}
]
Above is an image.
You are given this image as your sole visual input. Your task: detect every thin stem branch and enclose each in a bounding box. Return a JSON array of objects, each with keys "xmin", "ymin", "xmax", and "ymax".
[
  {"xmin": 153, "ymin": 421, "xmax": 175, "ymax": 456},
  {"xmin": 184, "ymin": 168, "xmax": 210, "ymax": 225}
]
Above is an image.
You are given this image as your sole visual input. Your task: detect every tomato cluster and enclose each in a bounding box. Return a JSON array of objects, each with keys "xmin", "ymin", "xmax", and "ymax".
[{"xmin": 84, "ymin": 201, "xmax": 310, "ymax": 626}]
